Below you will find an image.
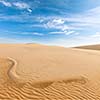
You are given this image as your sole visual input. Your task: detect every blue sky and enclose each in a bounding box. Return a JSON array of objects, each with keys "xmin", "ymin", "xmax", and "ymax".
[{"xmin": 0, "ymin": 0, "xmax": 100, "ymax": 47}]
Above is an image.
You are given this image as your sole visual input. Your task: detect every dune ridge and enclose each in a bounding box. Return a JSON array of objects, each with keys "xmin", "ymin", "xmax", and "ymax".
[
  {"xmin": 75, "ymin": 44, "xmax": 100, "ymax": 50},
  {"xmin": 0, "ymin": 44, "xmax": 100, "ymax": 99}
]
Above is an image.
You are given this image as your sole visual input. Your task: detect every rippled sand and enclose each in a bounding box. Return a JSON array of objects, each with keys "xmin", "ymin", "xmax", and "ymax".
[{"xmin": 0, "ymin": 44, "xmax": 100, "ymax": 99}]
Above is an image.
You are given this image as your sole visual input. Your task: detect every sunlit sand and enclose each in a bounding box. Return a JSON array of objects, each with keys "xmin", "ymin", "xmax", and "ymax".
[{"xmin": 0, "ymin": 44, "xmax": 100, "ymax": 99}]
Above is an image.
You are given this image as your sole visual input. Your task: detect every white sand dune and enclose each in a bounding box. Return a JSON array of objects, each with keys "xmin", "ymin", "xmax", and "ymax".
[{"xmin": 0, "ymin": 44, "xmax": 100, "ymax": 99}]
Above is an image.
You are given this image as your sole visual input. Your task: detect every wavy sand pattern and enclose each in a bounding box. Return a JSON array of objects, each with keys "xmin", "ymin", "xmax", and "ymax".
[{"xmin": 0, "ymin": 44, "xmax": 100, "ymax": 99}]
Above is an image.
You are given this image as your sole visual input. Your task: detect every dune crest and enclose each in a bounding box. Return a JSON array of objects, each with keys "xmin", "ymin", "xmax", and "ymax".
[{"xmin": 75, "ymin": 44, "xmax": 100, "ymax": 50}]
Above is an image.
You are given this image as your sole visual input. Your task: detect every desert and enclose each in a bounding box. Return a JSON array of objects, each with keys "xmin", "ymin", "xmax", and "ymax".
[
  {"xmin": 0, "ymin": 0, "xmax": 100, "ymax": 99},
  {"xmin": 0, "ymin": 44, "xmax": 100, "ymax": 99}
]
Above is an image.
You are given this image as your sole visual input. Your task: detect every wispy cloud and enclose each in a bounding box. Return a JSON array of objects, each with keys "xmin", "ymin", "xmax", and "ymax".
[
  {"xmin": 0, "ymin": 0, "xmax": 11, "ymax": 7},
  {"xmin": 0, "ymin": 0, "xmax": 32, "ymax": 12},
  {"xmin": 49, "ymin": 30, "xmax": 79, "ymax": 36},
  {"xmin": 42, "ymin": 6, "xmax": 100, "ymax": 31},
  {"xmin": 20, "ymin": 32, "xmax": 44, "ymax": 36},
  {"xmin": 13, "ymin": 2, "xmax": 29, "ymax": 9},
  {"xmin": 91, "ymin": 32, "xmax": 100, "ymax": 38},
  {"xmin": 1, "ymin": 5, "xmax": 100, "ymax": 30},
  {"xmin": 65, "ymin": 6, "xmax": 100, "ymax": 29},
  {"xmin": 13, "ymin": 2, "xmax": 32, "ymax": 12},
  {"xmin": 44, "ymin": 18, "xmax": 68, "ymax": 31},
  {"xmin": 47, "ymin": 33, "xmax": 100, "ymax": 47},
  {"xmin": 32, "ymin": 32, "xmax": 43, "ymax": 36},
  {"xmin": 42, "ymin": 18, "xmax": 80, "ymax": 34}
]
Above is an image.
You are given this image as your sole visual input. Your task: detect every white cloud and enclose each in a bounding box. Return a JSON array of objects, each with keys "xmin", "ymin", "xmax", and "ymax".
[
  {"xmin": 32, "ymin": 32, "xmax": 43, "ymax": 36},
  {"xmin": 65, "ymin": 6, "xmax": 100, "ymax": 29},
  {"xmin": 45, "ymin": 18, "xmax": 65, "ymax": 28},
  {"xmin": 13, "ymin": 2, "xmax": 29, "ymax": 9},
  {"xmin": 20, "ymin": 32, "xmax": 43, "ymax": 36},
  {"xmin": 2, "ymin": 4, "xmax": 100, "ymax": 31},
  {"xmin": 52, "ymin": 19, "xmax": 65, "ymax": 24},
  {"xmin": 44, "ymin": 18, "xmax": 73, "ymax": 32},
  {"xmin": 0, "ymin": 4, "xmax": 100, "ymax": 40},
  {"xmin": 0, "ymin": 1, "xmax": 32, "ymax": 12},
  {"xmin": 13, "ymin": 2, "xmax": 32, "ymax": 12},
  {"xmin": 91, "ymin": 32, "xmax": 100, "ymax": 38},
  {"xmin": 65, "ymin": 31, "xmax": 75, "ymax": 35},
  {"xmin": 46, "ymin": 33, "xmax": 100, "ymax": 47},
  {"xmin": 42, "ymin": 6, "xmax": 100, "ymax": 32},
  {"xmin": 49, "ymin": 31, "xmax": 64, "ymax": 34},
  {"xmin": 49, "ymin": 30, "xmax": 79, "ymax": 36},
  {"xmin": 0, "ymin": 0, "xmax": 11, "ymax": 7},
  {"xmin": 86, "ymin": 6, "xmax": 100, "ymax": 15},
  {"xmin": 27, "ymin": 8, "xmax": 32, "ymax": 13}
]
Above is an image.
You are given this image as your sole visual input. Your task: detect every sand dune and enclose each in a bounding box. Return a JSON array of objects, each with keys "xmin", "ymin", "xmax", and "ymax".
[
  {"xmin": 75, "ymin": 44, "xmax": 100, "ymax": 50},
  {"xmin": 0, "ymin": 44, "xmax": 100, "ymax": 99}
]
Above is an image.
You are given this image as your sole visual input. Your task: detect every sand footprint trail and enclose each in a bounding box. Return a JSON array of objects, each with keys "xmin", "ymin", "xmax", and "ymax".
[{"xmin": 1, "ymin": 44, "xmax": 100, "ymax": 99}]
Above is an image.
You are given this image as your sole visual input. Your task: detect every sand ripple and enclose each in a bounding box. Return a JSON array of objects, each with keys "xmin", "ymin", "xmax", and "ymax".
[{"xmin": 0, "ymin": 58, "xmax": 100, "ymax": 100}]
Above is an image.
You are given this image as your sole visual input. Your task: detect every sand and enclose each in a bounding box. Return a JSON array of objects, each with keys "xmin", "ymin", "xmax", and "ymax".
[
  {"xmin": 75, "ymin": 44, "xmax": 100, "ymax": 50},
  {"xmin": 0, "ymin": 44, "xmax": 100, "ymax": 99}
]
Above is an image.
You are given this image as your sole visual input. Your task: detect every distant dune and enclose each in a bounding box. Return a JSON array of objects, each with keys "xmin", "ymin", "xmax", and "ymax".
[
  {"xmin": 75, "ymin": 44, "xmax": 100, "ymax": 50},
  {"xmin": 1, "ymin": 44, "xmax": 100, "ymax": 99}
]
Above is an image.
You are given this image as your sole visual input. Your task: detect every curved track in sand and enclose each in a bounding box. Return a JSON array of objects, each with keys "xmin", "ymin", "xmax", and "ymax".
[{"xmin": 7, "ymin": 57, "xmax": 19, "ymax": 82}]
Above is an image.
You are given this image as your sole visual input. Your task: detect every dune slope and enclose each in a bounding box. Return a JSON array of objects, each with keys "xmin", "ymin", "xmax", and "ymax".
[
  {"xmin": 75, "ymin": 44, "xmax": 100, "ymax": 50},
  {"xmin": 0, "ymin": 44, "xmax": 100, "ymax": 99}
]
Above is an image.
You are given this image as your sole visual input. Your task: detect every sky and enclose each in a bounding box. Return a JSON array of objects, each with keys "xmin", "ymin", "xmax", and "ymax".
[{"xmin": 0, "ymin": 0, "xmax": 100, "ymax": 47}]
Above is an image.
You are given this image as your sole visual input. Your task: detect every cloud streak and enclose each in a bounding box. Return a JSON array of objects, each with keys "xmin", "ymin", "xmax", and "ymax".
[
  {"xmin": 0, "ymin": 0, "xmax": 11, "ymax": 7},
  {"xmin": 91, "ymin": 32, "xmax": 100, "ymax": 38},
  {"xmin": 49, "ymin": 30, "xmax": 79, "ymax": 36},
  {"xmin": 0, "ymin": 0, "xmax": 32, "ymax": 12},
  {"xmin": 13, "ymin": 2, "xmax": 32, "ymax": 12}
]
